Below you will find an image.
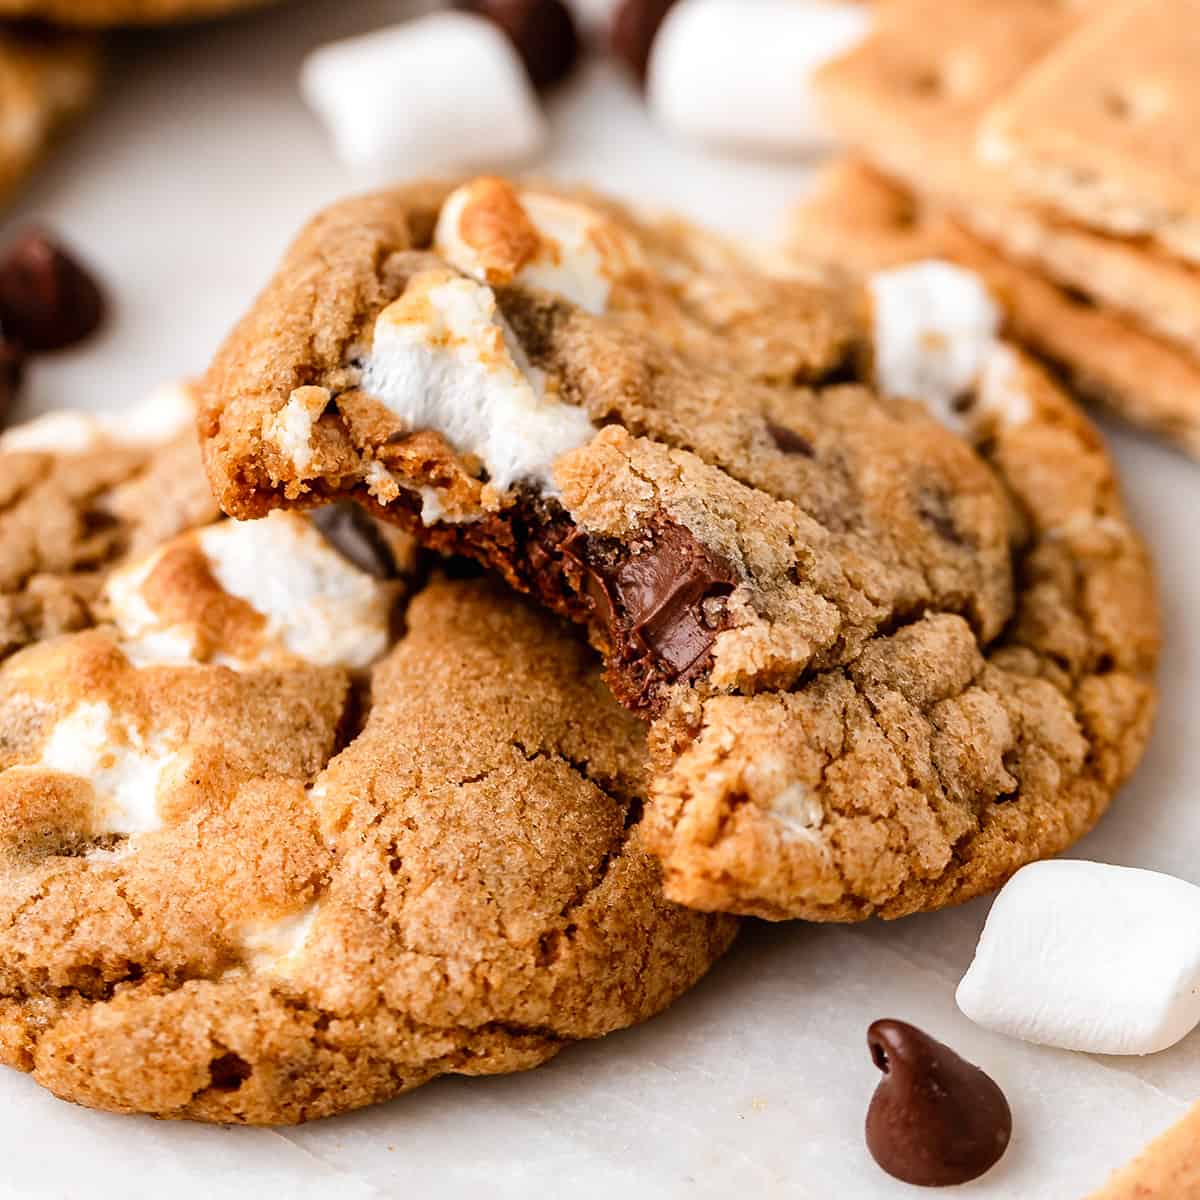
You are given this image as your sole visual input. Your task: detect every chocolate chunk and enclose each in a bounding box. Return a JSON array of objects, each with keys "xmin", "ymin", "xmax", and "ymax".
[
  {"xmin": 766, "ymin": 420, "xmax": 814, "ymax": 457},
  {"xmin": 612, "ymin": 0, "xmax": 679, "ymax": 84},
  {"xmin": 0, "ymin": 229, "xmax": 105, "ymax": 353},
  {"xmin": 865, "ymin": 1019, "xmax": 1011, "ymax": 1187},
  {"xmin": 564, "ymin": 518, "xmax": 737, "ymax": 704},
  {"xmin": 458, "ymin": 0, "xmax": 581, "ymax": 90},
  {"xmin": 0, "ymin": 336, "xmax": 25, "ymax": 429},
  {"xmin": 311, "ymin": 503, "xmax": 399, "ymax": 579}
]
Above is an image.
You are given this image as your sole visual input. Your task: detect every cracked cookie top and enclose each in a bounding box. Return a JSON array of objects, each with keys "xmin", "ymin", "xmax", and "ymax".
[
  {"xmin": 200, "ymin": 177, "xmax": 1158, "ymax": 922},
  {"xmin": 0, "ymin": 422, "xmax": 734, "ymax": 1124}
]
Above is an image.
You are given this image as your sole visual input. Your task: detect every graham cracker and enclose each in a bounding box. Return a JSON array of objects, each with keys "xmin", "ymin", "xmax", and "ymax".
[
  {"xmin": 979, "ymin": 0, "xmax": 1200, "ymax": 264},
  {"xmin": 815, "ymin": 0, "xmax": 1200, "ymax": 359},
  {"xmin": 1086, "ymin": 1101, "xmax": 1200, "ymax": 1199},
  {"xmin": 787, "ymin": 161, "xmax": 1200, "ymax": 458}
]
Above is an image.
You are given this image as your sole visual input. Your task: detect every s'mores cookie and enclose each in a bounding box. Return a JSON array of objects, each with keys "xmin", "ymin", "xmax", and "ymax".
[{"xmin": 200, "ymin": 175, "xmax": 1157, "ymax": 922}]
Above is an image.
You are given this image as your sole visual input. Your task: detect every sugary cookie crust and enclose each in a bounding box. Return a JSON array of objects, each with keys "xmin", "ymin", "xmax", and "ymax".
[{"xmin": 201, "ymin": 177, "xmax": 1158, "ymax": 922}]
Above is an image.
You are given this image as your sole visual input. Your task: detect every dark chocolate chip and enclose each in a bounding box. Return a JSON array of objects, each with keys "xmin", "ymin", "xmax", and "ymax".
[
  {"xmin": 458, "ymin": 0, "xmax": 580, "ymax": 90},
  {"xmin": 207, "ymin": 1052, "xmax": 252, "ymax": 1092},
  {"xmin": 766, "ymin": 420, "xmax": 814, "ymax": 457},
  {"xmin": 0, "ymin": 336, "xmax": 25, "ymax": 429},
  {"xmin": 0, "ymin": 229, "xmax": 104, "ymax": 353},
  {"xmin": 612, "ymin": 0, "xmax": 679, "ymax": 84},
  {"xmin": 310, "ymin": 503, "xmax": 399, "ymax": 579},
  {"xmin": 563, "ymin": 518, "xmax": 737, "ymax": 703},
  {"xmin": 865, "ymin": 1019, "xmax": 1011, "ymax": 1187}
]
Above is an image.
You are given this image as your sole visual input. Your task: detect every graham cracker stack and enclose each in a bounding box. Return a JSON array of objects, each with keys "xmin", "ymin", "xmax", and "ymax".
[{"xmin": 809, "ymin": 0, "xmax": 1200, "ymax": 458}]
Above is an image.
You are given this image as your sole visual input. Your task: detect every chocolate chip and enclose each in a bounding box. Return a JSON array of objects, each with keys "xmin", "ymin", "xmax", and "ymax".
[
  {"xmin": 612, "ymin": 0, "xmax": 678, "ymax": 84},
  {"xmin": 0, "ymin": 336, "xmax": 25, "ymax": 429},
  {"xmin": 207, "ymin": 1052, "xmax": 252, "ymax": 1092},
  {"xmin": 766, "ymin": 420, "xmax": 814, "ymax": 457},
  {"xmin": 563, "ymin": 518, "xmax": 737, "ymax": 705},
  {"xmin": 459, "ymin": 0, "xmax": 581, "ymax": 90},
  {"xmin": 0, "ymin": 229, "xmax": 104, "ymax": 353},
  {"xmin": 865, "ymin": 1019, "xmax": 1011, "ymax": 1187},
  {"xmin": 310, "ymin": 503, "xmax": 399, "ymax": 579}
]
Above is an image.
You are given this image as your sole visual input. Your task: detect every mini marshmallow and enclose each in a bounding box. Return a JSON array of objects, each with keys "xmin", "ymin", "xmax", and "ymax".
[
  {"xmin": 648, "ymin": 0, "xmax": 871, "ymax": 154},
  {"xmin": 32, "ymin": 701, "xmax": 180, "ymax": 836},
  {"xmin": 301, "ymin": 14, "xmax": 547, "ymax": 176},
  {"xmin": 868, "ymin": 260, "xmax": 1002, "ymax": 430},
  {"xmin": 957, "ymin": 860, "xmax": 1200, "ymax": 1055},
  {"xmin": 362, "ymin": 269, "xmax": 595, "ymax": 495},
  {"xmin": 434, "ymin": 180, "xmax": 645, "ymax": 315},
  {"xmin": 239, "ymin": 901, "xmax": 320, "ymax": 975},
  {"xmin": 106, "ymin": 511, "xmax": 394, "ymax": 670}
]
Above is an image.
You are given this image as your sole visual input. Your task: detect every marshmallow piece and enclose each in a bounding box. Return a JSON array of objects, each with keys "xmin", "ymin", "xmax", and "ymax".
[
  {"xmin": 957, "ymin": 860, "xmax": 1200, "ymax": 1055},
  {"xmin": 868, "ymin": 260, "xmax": 1002, "ymax": 430},
  {"xmin": 362, "ymin": 269, "xmax": 595, "ymax": 495},
  {"xmin": 239, "ymin": 901, "xmax": 320, "ymax": 975},
  {"xmin": 29, "ymin": 701, "xmax": 181, "ymax": 836},
  {"xmin": 300, "ymin": 14, "xmax": 547, "ymax": 175},
  {"xmin": 648, "ymin": 0, "xmax": 871, "ymax": 154},
  {"xmin": 434, "ymin": 178, "xmax": 645, "ymax": 315},
  {"xmin": 106, "ymin": 511, "xmax": 394, "ymax": 670}
]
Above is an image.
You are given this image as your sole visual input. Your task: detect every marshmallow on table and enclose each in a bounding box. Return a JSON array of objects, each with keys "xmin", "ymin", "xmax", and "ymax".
[
  {"xmin": 957, "ymin": 860, "xmax": 1200, "ymax": 1056},
  {"xmin": 301, "ymin": 13, "xmax": 547, "ymax": 175},
  {"xmin": 648, "ymin": 0, "xmax": 871, "ymax": 154}
]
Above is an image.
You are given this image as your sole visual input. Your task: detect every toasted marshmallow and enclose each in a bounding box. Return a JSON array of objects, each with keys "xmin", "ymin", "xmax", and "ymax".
[
  {"xmin": 435, "ymin": 178, "xmax": 645, "ymax": 315},
  {"xmin": 0, "ymin": 380, "xmax": 196, "ymax": 456},
  {"xmin": 974, "ymin": 343, "xmax": 1034, "ymax": 430},
  {"xmin": 362, "ymin": 269, "xmax": 595, "ymax": 496},
  {"xmin": 957, "ymin": 860, "xmax": 1200, "ymax": 1055},
  {"xmin": 30, "ymin": 700, "xmax": 181, "ymax": 836},
  {"xmin": 301, "ymin": 14, "xmax": 546, "ymax": 176},
  {"xmin": 262, "ymin": 386, "xmax": 330, "ymax": 474},
  {"xmin": 239, "ymin": 901, "xmax": 320, "ymax": 975},
  {"xmin": 106, "ymin": 511, "xmax": 394, "ymax": 670},
  {"xmin": 868, "ymin": 261, "xmax": 1002, "ymax": 431},
  {"xmin": 648, "ymin": 0, "xmax": 871, "ymax": 154}
]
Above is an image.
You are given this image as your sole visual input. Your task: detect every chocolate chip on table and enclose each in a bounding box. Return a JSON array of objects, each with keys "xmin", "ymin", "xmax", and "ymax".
[
  {"xmin": 612, "ymin": 0, "xmax": 679, "ymax": 84},
  {"xmin": 0, "ymin": 229, "xmax": 105, "ymax": 353},
  {"xmin": 311, "ymin": 502, "xmax": 400, "ymax": 579},
  {"xmin": 0, "ymin": 336, "xmax": 24, "ymax": 430},
  {"xmin": 865, "ymin": 1019, "xmax": 1012, "ymax": 1187},
  {"xmin": 458, "ymin": 0, "xmax": 581, "ymax": 90}
]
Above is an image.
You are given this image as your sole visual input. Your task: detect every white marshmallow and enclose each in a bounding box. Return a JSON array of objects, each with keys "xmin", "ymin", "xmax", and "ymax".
[
  {"xmin": 435, "ymin": 183, "xmax": 645, "ymax": 315},
  {"xmin": 363, "ymin": 269, "xmax": 595, "ymax": 496},
  {"xmin": 106, "ymin": 511, "xmax": 393, "ymax": 670},
  {"xmin": 957, "ymin": 860, "xmax": 1200, "ymax": 1055},
  {"xmin": 868, "ymin": 260, "xmax": 1002, "ymax": 430},
  {"xmin": 196, "ymin": 512, "xmax": 393, "ymax": 670},
  {"xmin": 975, "ymin": 343, "xmax": 1034, "ymax": 430},
  {"xmin": 648, "ymin": 0, "xmax": 871, "ymax": 154},
  {"xmin": 0, "ymin": 380, "xmax": 195, "ymax": 455},
  {"xmin": 301, "ymin": 14, "xmax": 547, "ymax": 176},
  {"xmin": 239, "ymin": 901, "xmax": 320, "ymax": 975},
  {"xmin": 28, "ymin": 701, "xmax": 181, "ymax": 836}
]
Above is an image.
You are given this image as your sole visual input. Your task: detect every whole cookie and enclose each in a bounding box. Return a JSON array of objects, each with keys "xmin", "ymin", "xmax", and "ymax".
[
  {"xmin": 200, "ymin": 176, "xmax": 1158, "ymax": 922},
  {"xmin": 0, "ymin": 427, "xmax": 734, "ymax": 1123},
  {"xmin": 0, "ymin": 29, "xmax": 98, "ymax": 209},
  {"xmin": 0, "ymin": 382, "xmax": 219, "ymax": 663}
]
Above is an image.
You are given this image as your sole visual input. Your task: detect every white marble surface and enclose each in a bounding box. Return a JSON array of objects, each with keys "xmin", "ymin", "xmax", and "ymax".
[{"xmin": 4, "ymin": 2, "xmax": 1199, "ymax": 1196}]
